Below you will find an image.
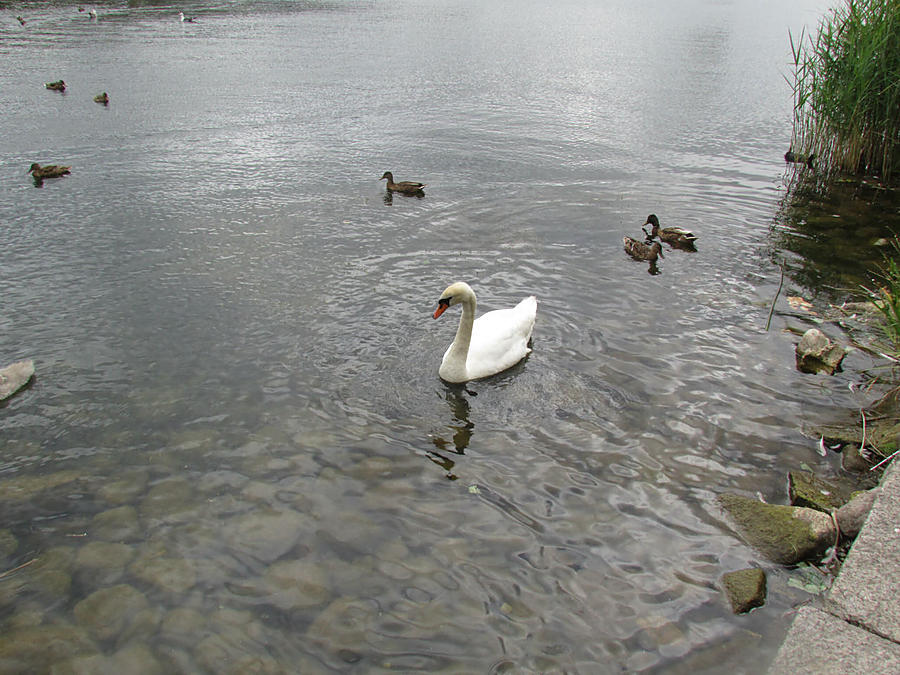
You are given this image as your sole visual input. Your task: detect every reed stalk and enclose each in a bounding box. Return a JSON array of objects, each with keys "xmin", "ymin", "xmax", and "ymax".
[{"xmin": 788, "ymin": 0, "xmax": 900, "ymax": 181}]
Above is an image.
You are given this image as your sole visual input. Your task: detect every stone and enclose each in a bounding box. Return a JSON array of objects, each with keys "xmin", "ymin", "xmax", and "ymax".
[
  {"xmin": 0, "ymin": 529, "xmax": 18, "ymax": 558},
  {"xmin": 827, "ymin": 464, "xmax": 900, "ymax": 643},
  {"xmin": 835, "ymin": 488, "xmax": 880, "ymax": 541},
  {"xmin": 788, "ymin": 471, "xmax": 853, "ymax": 512},
  {"xmin": 160, "ymin": 607, "xmax": 206, "ymax": 640},
  {"xmin": 841, "ymin": 444, "xmax": 873, "ymax": 473},
  {"xmin": 90, "ymin": 506, "xmax": 141, "ymax": 543},
  {"xmin": 129, "ymin": 555, "xmax": 196, "ymax": 594},
  {"xmin": 262, "ymin": 559, "xmax": 331, "ymax": 610},
  {"xmin": 74, "ymin": 542, "xmax": 135, "ymax": 585},
  {"xmin": 796, "ymin": 329, "xmax": 848, "ymax": 374},
  {"xmin": 717, "ymin": 493, "xmax": 836, "ymax": 565},
  {"xmin": 227, "ymin": 508, "xmax": 310, "ymax": 563},
  {"xmin": 50, "ymin": 642, "xmax": 166, "ymax": 675},
  {"xmin": 73, "ymin": 584, "xmax": 149, "ymax": 642},
  {"xmin": 720, "ymin": 568, "xmax": 767, "ymax": 614},
  {"xmin": 139, "ymin": 479, "xmax": 196, "ymax": 524},
  {"xmin": 0, "ymin": 624, "xmax": 96, "ymax": 672},
  {"xmin": 769, "ymin": 606, "xmax": 900, "ymax": 675},
  {"xmin": 98, "ymin": 473, "xmax": 148, "ymax": 506},
  {"xmin": 1, "ymin": 471, "xmax": 81, "ymax": 503},
  {"xmin": 0, "ymin": 359, "xmax": 34, "ymax": 401}
]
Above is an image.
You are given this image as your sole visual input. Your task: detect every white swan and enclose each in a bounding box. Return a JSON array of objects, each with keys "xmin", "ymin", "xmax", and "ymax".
[{"xmin": 432, "ymin": 281, "xmax": 537, "ymax": 383}]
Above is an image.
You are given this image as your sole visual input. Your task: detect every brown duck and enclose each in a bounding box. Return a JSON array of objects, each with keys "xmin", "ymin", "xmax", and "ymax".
[
  {"xmin": 380, "ymin": 171, "xmax": 425, "ymax": 194},
  {"xmin": 643, "ymin": 214, "xmax": 697, "ymax": 249},
  {"xmin": 45, "ymin": 80, "xmax": 66, "ymax": 92},
  {"xmin": 28, "ymin": 163, "xmax": 71, "ymax": 179},
  {"xmin": 623, "ymin": 236, "xmax": 663, "ymax": 262},
  {"xmin": 94, "ymin": 92, "xmax": 109, "ymax": 105},
  {"xmin": 784, "ymin": 148, "xmax": 816, "ymax": 169}
]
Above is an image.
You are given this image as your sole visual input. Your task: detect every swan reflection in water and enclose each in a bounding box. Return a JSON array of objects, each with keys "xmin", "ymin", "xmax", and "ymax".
[{"xmin": 427, "ymin": 387, "xmax": 475, "ymax": 480}]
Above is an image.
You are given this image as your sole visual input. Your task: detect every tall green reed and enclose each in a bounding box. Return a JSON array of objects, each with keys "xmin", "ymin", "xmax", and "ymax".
[
  {"xmin": 789, "ymin": 0, "xmax": 900, "ymax": 181},
  {"xmin": 862, "ymin": 236, "xmax": 900, "ymax": 354}
]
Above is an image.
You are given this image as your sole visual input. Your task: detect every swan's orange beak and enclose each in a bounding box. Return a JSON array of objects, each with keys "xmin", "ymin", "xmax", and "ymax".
[{"xmin": 433, "ymin": 299, "xmax": 449, "ymax": 319}]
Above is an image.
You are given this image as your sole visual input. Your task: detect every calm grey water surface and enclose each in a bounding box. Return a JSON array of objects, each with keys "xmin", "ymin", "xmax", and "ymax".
[{"xmin": 0, "ymin": 0, "xmax": 870, "ymax": 672}]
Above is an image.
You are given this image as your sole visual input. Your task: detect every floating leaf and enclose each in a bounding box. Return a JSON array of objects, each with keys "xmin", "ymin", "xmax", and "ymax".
[{"xmin": 468, "ymin": 485, "xmax": 481, "ymax": 494}]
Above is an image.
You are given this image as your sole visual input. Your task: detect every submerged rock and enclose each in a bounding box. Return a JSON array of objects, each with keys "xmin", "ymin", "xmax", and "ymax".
[
  {"xmin": 51, "ymin": 643, "xmax": 165, "ymax": 675},
  {"xmin": 0, "ymin": 624, "xmax": 96, "ymax": 672},
  {"xmin": 795, "ymin": 328, "xmax": 848, "ymax": 374},
  {"xmin": 129, "ymin": 555, "xmax": 197, "ymax": 594},
  {"xmin": 74, "ymin": 542, "xmax": 135, "ymax": 585},
  {"xmin": 73, "ymin": 584, "xmax": 149, "ymax": 642},
  {"xmin": 788, "ymin": 471, "xmax": 853, "ymax": 512},
  {"xmin": 720, "ymin": 568, "xmax": 767, "ymax": 614},
  {"xmin": 262, "ymin": 559, "xmax": 331, "ymax": 610},
  {"xmin": 90, "ymin": 505, "xmax": 141, "ymax": 543},
  {"xmin": 0, "ymin": 360, "xmax": 34, "ymax": 402},
  {"xmin": 717, "ymin": 493, "xmax": 836, "ymax": 565},
  {"xmin": 0, "ymin": 529, "xmax": 18, "ymax": 558},
  {"xmin": 835, "ymin": 488, "xmax": 880, "ymax": 541}
]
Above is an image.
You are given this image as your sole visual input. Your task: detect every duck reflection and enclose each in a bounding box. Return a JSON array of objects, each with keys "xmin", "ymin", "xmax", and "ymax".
[
  {"xmin": 382, "ymin": 189, "xmax": 425, "ymax": 206},
  {"xmin": 427, "ymin": 387, "xmax": 475, "ymax": 479}
]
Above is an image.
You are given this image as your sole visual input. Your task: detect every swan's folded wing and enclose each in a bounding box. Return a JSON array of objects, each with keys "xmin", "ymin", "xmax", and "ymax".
[{"xmin": 466, "ymin": 297, "xmax": 537, "ymax": 379}]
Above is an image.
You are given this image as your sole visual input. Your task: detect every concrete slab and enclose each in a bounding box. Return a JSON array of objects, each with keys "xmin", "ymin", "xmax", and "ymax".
[
  {"xmin": 827, "ymin": 462, "xmax": 900, "ymax": 642},
  {"xmin": 768, "ymin": 606, "xmax": 900, "ymax": 675}
]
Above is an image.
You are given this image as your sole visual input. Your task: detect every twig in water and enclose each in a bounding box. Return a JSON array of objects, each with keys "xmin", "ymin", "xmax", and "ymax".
[
  {"xmin": 0, "ymin": 558, "xmax": 37, "ymax": 580},
  {"xmin": 870, "ymin": 448, "xmax": 900, "ymax": 471},
  {"xmin": 766, "ymin": 263, "xmax": 786, "ymax": 332}
]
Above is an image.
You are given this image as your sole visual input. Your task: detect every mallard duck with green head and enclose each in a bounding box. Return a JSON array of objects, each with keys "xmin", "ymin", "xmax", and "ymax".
[
  {"xmin": 94, "ymin": 92, "xmax": 109, "ymax": 105},
  {"xmin": 380, "ymin": 171, "xmax": 425, "ymax": 194},
  {"xmin": 45, "ymin": 80, "xmax": 66, "ymax": 92},
  {"xmin": 643, "ymin": 214, "xmax": 697, "ymax": 249},
  {"xmin": 28, "ymin": 163, "xmax": 71, "ymax": 179},
  {"xmin": 624, "ymin": 236, "xmax": 663, "ymax": 262}
]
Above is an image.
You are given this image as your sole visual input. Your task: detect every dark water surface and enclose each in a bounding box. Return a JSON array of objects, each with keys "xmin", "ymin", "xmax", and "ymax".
[{"xmin": 2, "ymin": 0, "xmax": 889, "ymax": 672}]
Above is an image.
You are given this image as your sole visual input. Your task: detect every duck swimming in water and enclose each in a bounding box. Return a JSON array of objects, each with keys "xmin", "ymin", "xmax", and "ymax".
[
  {"xmin": 643, "ymin": 214, "xmax": 697, "ymax": 250},
  {"xmin": 45, "ymin": 80, "xmax": 66, "ymax": 92},
  {"xmin": 28, "ymin": 163, "xmax": 71, "ymax": 180},
  {"xmin": 380, "ymin": 171, "xmax": 425, "ymax": 194},
  {"xmin": 623, "ymin": 236, "xmax": 663, "ymax": 262}
]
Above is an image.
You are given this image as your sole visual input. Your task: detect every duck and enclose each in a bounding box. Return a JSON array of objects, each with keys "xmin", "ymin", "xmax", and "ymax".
[
  {"xmin": 179, "ymin": 12, "xmax": 196, "ymax": 22},
  {"xmin": 88, "ymin": 8, "xmax": 97, "ymax": 20},
  {"xmin": 45, "ymin": 80, "xmax": 66, "ymax": 92},
  {"xmin": 784, "ymin": 148, "xmax": 816, "ymax": 169},
  {"xmin": 432, "ymin": 282, "xmax": 537, "ymax": 383},
  {"xmin": 17, "ymin": 15, "xmax": 26, "ymax": 25},
  {"xmin": 28, "ymin": 163, "xmax": 71, "ymax": 179},
  {"xmin": 94, "ymin": 92, "xmax": 109, "ymax": 105},
  {"xmin": 380, "ymin": 171, "xmax": 425, "ymax": 194},
  {"xmin": 643, "ymin": 214, "xmax": 697, "ymax": 249},
  {"xmin": 623, "ymin": 236, "xmax": 663, "ymax": 262}
]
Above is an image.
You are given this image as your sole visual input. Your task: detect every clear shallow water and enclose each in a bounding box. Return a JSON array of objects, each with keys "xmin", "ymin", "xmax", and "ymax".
[{"xmin": 1, "ymin": 0, "xmax": 889, "ymax": 672}]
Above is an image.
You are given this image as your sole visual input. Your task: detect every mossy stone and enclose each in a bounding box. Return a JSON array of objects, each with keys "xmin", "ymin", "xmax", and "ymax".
[
  {"xmin": 721, "ymin": 568, "xmax": 767, "ymax": 614},
  {"xmin": 788, "ymin": 471, "xmax": 853, "ymax": 511},
  {"xmin": 717, "ymin": 493, "xmax": 836, "ymax": 565}
]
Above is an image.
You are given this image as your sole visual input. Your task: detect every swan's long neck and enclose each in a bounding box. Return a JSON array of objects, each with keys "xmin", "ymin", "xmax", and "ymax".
[{"xmin": 447, "ymin": 295, "xmax": 476, "ymax": 364}]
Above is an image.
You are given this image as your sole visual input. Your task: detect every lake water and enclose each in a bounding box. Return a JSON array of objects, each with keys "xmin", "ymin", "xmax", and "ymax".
[{"xmin": 2, "ymin": 0, "xmax": 891, "ymax": 672}]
